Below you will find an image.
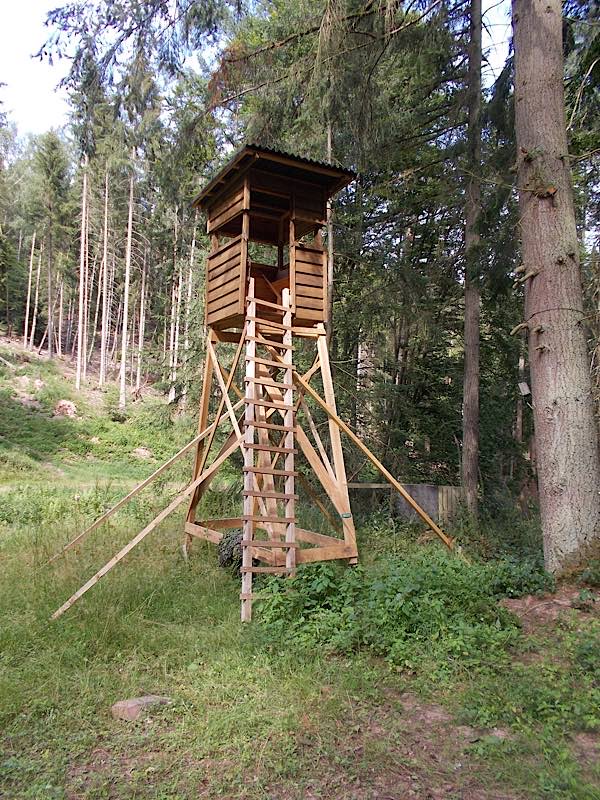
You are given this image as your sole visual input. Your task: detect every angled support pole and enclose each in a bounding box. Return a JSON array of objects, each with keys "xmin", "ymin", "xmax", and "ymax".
[
  {"xmin": 294, "ymin": 370, "xmax": 455, "ymax": 551},
  {"xmin": 46, "ymin": 402, "xmax": 242, "ymax": 565},
  {"xmin": 51, "ymin": 437, "xmax": 243, "ymax": 620}
]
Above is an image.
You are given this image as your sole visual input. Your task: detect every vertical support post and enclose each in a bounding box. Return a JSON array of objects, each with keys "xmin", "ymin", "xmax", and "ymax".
[
  {"xmin": 242, "ymin": 279, "xmax": 257, "ymax": 621},
  {"xmin": 239, "ymin": 177, "xmax": 250, "ymax": 313},
  {"xmin": 186, "ymin": 329, "xmax": 215, "ymax": 530},
  {"xmin": 282, "ymin": 287, "xmax": 296, "ymax": 576},
  {"xmin": 316, "ymin": 327, "xmax": 357, "ymax": 561},
  {"xmin": 289, "ymin": 195, "xmax": 296, "ymax": 313}
]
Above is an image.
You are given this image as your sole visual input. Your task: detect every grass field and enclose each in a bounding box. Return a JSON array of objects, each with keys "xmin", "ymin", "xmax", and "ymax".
[{"xmin": 1, "ymin": 343, "xmax": 599, "ymax": 799}]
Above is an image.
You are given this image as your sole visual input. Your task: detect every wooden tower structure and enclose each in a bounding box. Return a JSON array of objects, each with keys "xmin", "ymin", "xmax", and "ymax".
[
  {"xmin": 185, "ymin": 145, "xmax": 359, "ymax": 620},
  {"xmin": 49, "ymin": 146, "xmax": 455, "ymax": 623}
]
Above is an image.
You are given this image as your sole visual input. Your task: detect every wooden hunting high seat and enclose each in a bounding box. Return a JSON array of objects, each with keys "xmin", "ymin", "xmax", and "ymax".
[{"xmin": 46, "ymin": 145, "xmax": 455, "ymax": 625}]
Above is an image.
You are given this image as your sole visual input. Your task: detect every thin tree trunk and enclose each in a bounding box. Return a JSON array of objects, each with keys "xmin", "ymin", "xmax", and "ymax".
[
  {"xmin": 181, "ymin": 220, "xmax": 196, "ymax": 407},
  {"xmin": 88, "ymin": 252, "xmax": 102, "ymax": 366},
  {"xmin": 65, "ymin": 297, "xmax": 73, "ymax": 354},
  {"xmin": 47, "ymin": 247, "xmax": 54, "ymax": 358},
  {"xmin": 76, "ymin": 158, "xmax": 88, "ymax": 390},
  {"xmin": 82, "ymin": 202, "xmax": 91, "ymax": 380},
  {"xmin": 168, "ymin": 209, "xmax": 180, "ymax": 402},
  {"xmin": 110, "ymin": 296, "xmax": 122, "ymax": 366},
  {"xmin": 462, "ymin": 0, "xmax": 482, "ymax": 520},
  {"xmin": 170, "ymin": 262, "xmax": 183, "ymax": 403},
  {"xmin": 29, "ymin": 245, "xmax": 42, "ymax": 349},
  {"xmin": 135, "ymin": 252, "xmax": 147, "ymax": 393},
  {"xmin": 119, "ymin": 165, "xmax": 134, "ymax": 408},
  {"xmin": 99, "ymin": 169, "xmax": 110, "ymax": 386},
  {"xmin": 107, "ymin": 253, "xmax": 116, "ymax": 371},
  {"xmin": 57, "ymin": 278, "xmax": 63, "ymax": 357},
  {"xmin": 23, "ymin": 232, "xmax": 36, "ymax": 348},
  {"xmin": 513, "ymin": 0, "xmax": 600, "ymax": 572},
  {"xmin": 37, "ymin": 289, "xmax": 61, "ymax": 353}
]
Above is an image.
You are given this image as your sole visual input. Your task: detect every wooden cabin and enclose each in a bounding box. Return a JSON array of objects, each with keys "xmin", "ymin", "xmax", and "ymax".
[{"xmin": 192, "ymin": 144, "xmax": 356, "ymax": 330}]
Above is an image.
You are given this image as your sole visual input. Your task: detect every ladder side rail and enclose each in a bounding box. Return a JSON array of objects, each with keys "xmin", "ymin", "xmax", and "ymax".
[
  {"xmin": 282, "ymin": 287, "xmax": 296, "ymax": 576},
  {"xmin": 242, "ymin": 278, "xmax": 257, "ymax": 621}
]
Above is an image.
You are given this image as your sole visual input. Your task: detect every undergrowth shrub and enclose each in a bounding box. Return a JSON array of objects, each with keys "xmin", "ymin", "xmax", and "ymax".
[{"xmin": 255, "ymin": 548, "xmax": 551, "ymax": 679}]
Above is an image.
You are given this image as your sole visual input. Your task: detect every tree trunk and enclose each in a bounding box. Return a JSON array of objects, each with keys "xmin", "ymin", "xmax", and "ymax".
[
  {"xmin": 462, "ymin": 0, "xmax": 482, "ymax": 520},
  {"xmin": 119, "ymin": 166, "xmax": 134, "ymax": 408},
  {"xmin": 168, "ymin": 209, "xmax": 180, "ymax": 403},
  {"xmin": 66, "ymin": 297, "xmax": 73, "ymax": 354},
  {"xmin": 76, "ymin": 159, "xmax": 88, "ymax": 390},
  {"xmin": 47, "ymin": 246, "xmax": 54, "ymax": 358},
  {"xmin": 88, "ymin": 252, "xmax": 102, "ymax": 366},
  {"xmin": 110, "ymin": 296, "xmax": 122, "ymax": 366},
  {"xmin": 99, "ymin": 169, "xmax": 110, "ymax": 386},
  {"xmin": 135, "ymin": 253, "xmax": 146, "ymax": 393},
  {"xmin": 57, "ymin": 278, "xmax": 63, "ymax": 357},
  {"xmin": 513, "ymin": 0, "xmax": 600, "ymax": 572},
  {"xmin": 23, "ymin": 232, "xmax": 36, "ymax": 348},
  {"xmin": 181, "ymin": 220, "xmax": 196, "ymax": 408},
  {"xmin": 30, "ymin": 245, "xmax": 42, "ymax": 349},
  {"xmin": 326, "ymin": 121, "xmax": 334, "ymax": 348}
]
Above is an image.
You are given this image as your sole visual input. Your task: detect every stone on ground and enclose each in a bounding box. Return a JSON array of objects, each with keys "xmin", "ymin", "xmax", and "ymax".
[{"xmin": 110, "ymin": 695, "xmax": 171, "ymax": 722}]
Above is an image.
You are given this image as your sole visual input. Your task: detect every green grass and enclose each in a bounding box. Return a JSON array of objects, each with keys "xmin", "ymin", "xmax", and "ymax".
[{"xmin": 1, "ymin": 343, "xmax": 599, "ymax": 799}]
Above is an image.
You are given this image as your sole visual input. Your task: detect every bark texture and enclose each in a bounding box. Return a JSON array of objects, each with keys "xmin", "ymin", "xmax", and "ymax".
[
  {"xmin": 513, "ymin": 0, "xmax": 600, "ymax": 572},
  {"xmin": 462, "ymin": 0, "xmax": 482, "ymax": 520}
]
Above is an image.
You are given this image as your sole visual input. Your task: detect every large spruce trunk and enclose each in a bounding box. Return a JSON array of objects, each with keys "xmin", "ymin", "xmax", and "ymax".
[{"xmin": 513, "ymin": 0, "xmax": 600, "ymax": 572}]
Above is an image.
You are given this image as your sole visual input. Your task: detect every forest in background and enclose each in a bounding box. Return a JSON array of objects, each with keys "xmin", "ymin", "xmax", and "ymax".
[{"xmin": 0, "ymin": 0, "xmax": 598, "ymax": 564}]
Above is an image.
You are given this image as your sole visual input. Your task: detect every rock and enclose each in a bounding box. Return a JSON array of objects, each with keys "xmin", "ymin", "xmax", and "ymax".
[
  {"xmin": 133, "ymin": 446, "xmax": 153, "ymax": 460},
  {"xmin": 110, "ymin": 695, "xmax": 171, "ymax": 722},
  {"xmin": 33, "ymin": 378, "xmax": 45, "ymax": 390},
  {"xmin": 90, "ymin": 436, "xmax": 101, "ymax": 444},
  {"xmin": 53, "ymin": 399, "xmax": 77, "ymax": 417}
]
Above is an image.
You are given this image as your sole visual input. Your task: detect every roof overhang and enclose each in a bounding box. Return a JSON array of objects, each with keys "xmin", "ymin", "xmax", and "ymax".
[{"xmin": 192, "ymin": 143, "xmax": 356, "ymax": 210}]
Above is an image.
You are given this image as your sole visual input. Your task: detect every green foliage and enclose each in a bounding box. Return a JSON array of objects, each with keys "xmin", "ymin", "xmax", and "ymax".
[
  {"xmin": 255, "ymin": 549, "xmax": 549, "ymax": 677},
  {"xmin": 580, "ymin": 559, "xmax": 600, "ymax": 588}
]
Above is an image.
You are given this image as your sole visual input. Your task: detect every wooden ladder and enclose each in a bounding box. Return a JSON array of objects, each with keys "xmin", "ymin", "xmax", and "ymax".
[{"xmin": 241, "ymin": 279, "xmax": 297, "ymax": 621}]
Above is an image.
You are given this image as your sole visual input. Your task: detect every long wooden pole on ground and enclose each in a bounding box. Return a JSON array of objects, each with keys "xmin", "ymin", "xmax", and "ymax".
[
  {"xmin": 46, "ymin": 400, "xmax": 244, "ymax": 564},
  {"xmin": 51, "ymin": 437, "xmax": 242, "ymax": 620}
]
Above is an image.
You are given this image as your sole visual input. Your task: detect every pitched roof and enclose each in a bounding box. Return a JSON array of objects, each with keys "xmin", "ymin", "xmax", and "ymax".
[{"xmin": 192, "ymin": 143, "xmax": 356, "ymax": 209}]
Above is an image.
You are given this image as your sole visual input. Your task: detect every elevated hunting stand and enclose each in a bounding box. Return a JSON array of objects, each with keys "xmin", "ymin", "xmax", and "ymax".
[
  {"xmin": 185, "ymin": 145, "xmax": 359, "ymax": 620},
  {"xmin": 50, "ymin": 145, "xmax": 454, "ymax": 623}
]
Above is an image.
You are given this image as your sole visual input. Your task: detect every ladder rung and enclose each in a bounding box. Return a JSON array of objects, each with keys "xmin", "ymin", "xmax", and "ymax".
[
  {"xmin": 243, "ymin": 467, "xmax": 298, "ymax": 477},
  {"xmin": 241, "ymin": 566, "xmax": 292, "ymax": 574},
  {"xmin": 244, "ymin": 443, "xmax": 297, "ymax": 454},
  {"xmin": 246, "ymin": 336, "xmax": 294, "ymax": 351},
  {"xmin": 246, "ymin": 356, "xmax": 286, "ymax": 370},
  {"xmin": 243, "ymin": 490, "xmax": 298, "ymax": 500},
  {"xmin": 248, "ymin": 316, "xmax": 291, "ymax": 332},
  {"xmin": 248, "ymin": 398, "xmax": 294, "ymax": 411},
  {"xmin": 242, "ymin": 539, "xmax": 299, "ymax": 548},
  {"xmin": 244, "ymin": 420, "xmax": 295, "ymax": 433},
  {"xmin": 245, "ymin": 376, "xmax": 294, "ymax": 391},
  {"xmin": 243, "ymin": 515, "xmax": 296, "ymax": 524},
  {"xmin": 253, "ymin": 298, "xmax": 290, "ymax": 312}
]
